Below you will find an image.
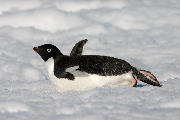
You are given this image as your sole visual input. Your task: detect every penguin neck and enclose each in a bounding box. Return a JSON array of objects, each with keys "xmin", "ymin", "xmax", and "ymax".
[{"xmin": 52, "ymin": 52, "xmax": 63, "ymax": 62}]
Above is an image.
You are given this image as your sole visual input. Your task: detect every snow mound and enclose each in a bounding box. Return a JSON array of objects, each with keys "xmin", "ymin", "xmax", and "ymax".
[
  {"xmin": 22, "ymin": 67, "xmax": 42, "ymax": 81},
  {"xmin": 161, "ymin": 99, "xmax": 180, "ymax": 108},
  {"xmin": 0, "ymin": 102, "xmax": 30, "ymax": 113},
  {"xmin": 0, "ymin": 0, "xmax": 41, "ymax": 15},
  {"xmin": 0, "ymin": 8, "xmax": 86, "ymax": 33},
  {"xmin": 55, "ymin": 0, "xmax": 125, "ymax": 12}
]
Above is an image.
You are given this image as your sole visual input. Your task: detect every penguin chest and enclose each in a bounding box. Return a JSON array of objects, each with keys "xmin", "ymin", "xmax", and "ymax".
[{"xmin": 45, "ymin": 58, "xmax": 132, "ymax": 92}]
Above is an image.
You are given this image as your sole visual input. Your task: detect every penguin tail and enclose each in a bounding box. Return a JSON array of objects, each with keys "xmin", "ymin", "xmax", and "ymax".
[{"xmin": 132, "ymin": 67, "xmax": 162, "ymax": 87}]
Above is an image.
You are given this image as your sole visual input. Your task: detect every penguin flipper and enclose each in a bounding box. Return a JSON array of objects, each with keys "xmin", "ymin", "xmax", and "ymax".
[
  {"xmin": 70, "ymin": 39, "xmax": 88, "ymax": 56},
  {"xmin": 54, "ymin": 67, "xmax": 75, "ymax": 80}
]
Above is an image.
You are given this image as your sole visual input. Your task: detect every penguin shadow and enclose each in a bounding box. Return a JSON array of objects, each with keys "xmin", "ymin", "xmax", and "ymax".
[{"xmin": 136, "ymin": 84, "xmax": 146, "ymax": 88}]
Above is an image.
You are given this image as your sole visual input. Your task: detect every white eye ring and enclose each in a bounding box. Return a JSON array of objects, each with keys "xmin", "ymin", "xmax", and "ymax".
[{"xmin": 47, "ymin": 49, "xmax": 51, "ymax": 52}]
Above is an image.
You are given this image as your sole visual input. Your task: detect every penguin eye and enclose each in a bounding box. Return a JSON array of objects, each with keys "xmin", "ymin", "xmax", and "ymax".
[{"xmin": 47, "ymin": 49, "xmax": 51, "ymax": 52}]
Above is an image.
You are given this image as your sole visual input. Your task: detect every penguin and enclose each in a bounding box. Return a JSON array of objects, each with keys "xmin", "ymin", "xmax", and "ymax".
[{"xmin": 33, "ymin": 41, "xmax": 162, "ymax": 92}]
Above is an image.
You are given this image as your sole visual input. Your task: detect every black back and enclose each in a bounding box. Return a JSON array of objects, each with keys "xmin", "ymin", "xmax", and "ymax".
[{"xmin": 54, "ymin": 55, "xmax": 133, "ymax": 76}]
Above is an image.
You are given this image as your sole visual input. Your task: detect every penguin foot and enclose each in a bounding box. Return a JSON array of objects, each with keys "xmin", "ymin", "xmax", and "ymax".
[
  {"xmin": 131, "ymin": 76, "xmax": 137, "ymax": 87},
  {"xmin": 139, "ymin": 70, "xmax": 161, "ymax": 85}
]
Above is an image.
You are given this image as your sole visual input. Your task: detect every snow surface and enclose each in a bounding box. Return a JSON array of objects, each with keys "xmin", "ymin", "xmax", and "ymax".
[{"xmin": 0, "ymin": 0, "xmax": 180, "ymax": 119}]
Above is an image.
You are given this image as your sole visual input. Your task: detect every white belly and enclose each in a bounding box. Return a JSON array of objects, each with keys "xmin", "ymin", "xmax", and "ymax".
[{"xmin": 45, "ymin": 58, "xmax": 133, "ymax": 92}]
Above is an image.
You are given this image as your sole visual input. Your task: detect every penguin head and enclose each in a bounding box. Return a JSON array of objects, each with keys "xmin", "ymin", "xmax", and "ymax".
[{"xmin": 33, "ymin": 44, "xmax": 63, "ymax": 61}]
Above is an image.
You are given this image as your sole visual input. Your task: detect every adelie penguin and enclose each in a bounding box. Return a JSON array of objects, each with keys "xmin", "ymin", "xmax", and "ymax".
[{"xmin": 33, "ymin": 39, "xmax": 162, "ymax": 92}]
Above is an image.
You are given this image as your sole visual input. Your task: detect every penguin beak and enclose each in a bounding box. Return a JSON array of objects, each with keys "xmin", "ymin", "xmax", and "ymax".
[{"xmin": 33, "ymin": 47, "xmax": 41, "ymax": 52}]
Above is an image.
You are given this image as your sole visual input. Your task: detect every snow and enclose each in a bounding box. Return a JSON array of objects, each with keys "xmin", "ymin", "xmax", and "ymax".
[
  {"xmin": 0, "ymin": 8, "xmax": 87, "ymax": 32},
  {"xmin": 54, "ymin": 0, "xmax": 125, "ymax": 12},
  {"xmin": 0, "ymin": 102, "xmax": 30, "ymax": 113},
  {"xmin": 0, "ymin": 0, "xmax": 180, "ymax": 119}
]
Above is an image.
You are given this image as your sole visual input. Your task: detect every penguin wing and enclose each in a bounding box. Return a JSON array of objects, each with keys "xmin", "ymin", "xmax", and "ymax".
[
  {"xmin": 70, "ymin": 39, "xmax": 88, "ymax": 56},
  {"xmin": 54, "ymin": 64, "xmax": 75, "ymax": 80}
]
